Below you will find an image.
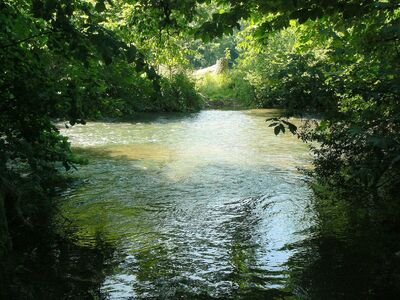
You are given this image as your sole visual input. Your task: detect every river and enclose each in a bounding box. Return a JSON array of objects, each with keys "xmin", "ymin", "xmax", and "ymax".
[{"xmin": 58, "ymin": 109, "xmax": 314, "ymax": 299}]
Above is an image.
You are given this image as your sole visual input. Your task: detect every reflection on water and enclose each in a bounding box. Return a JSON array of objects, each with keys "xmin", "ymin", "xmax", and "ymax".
[
  {"xmin": 58, "ymin": 110, "xmax": 313, "ymax": 298},
  {"xmin": 5, "ymin": 220, "xmax": 116, "ymax": 299}
]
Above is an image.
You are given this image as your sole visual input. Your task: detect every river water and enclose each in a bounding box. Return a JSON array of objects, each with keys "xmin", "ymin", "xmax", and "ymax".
[{"xmin": 58, "ymin": 109, "xmax": 314, "ymax": 299}]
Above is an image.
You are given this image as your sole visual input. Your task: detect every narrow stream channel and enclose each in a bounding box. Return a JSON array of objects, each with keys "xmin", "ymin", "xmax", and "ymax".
[{"xmin": 58, "ymin": 109, "xmax": 313, "ymax": 299}]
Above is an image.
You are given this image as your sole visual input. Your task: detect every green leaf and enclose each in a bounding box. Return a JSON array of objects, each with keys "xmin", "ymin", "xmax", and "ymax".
[
  {"xmin": 288, "ymin": 123, "xmax": 297, "ymax": 134},
  {"xmin": 63, "ymin": 161, "xmax": 71, "ymax": 171},
  {"xmin": 126, "ymin": 46, "xmax": 137, "ymax": 64},
  {"xmin": 279, "ymin": 124, "xmax": 285, "ymax": 134},
  {"xmin": 135, "ymin": 57, "xmax": 145, "ymax": 72},
  {"xmin": 266, "ymin": 117, "xmax": 279, "ymax": 122},
  {"xmin": 95, "ymin": 1, "xmax": 106, "ymax": 13}
]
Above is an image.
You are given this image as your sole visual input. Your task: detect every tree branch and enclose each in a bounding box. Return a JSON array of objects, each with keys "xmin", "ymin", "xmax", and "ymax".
[{"xmin": 0, "ymin": 30, "xmax": 59, "ymax": 50}]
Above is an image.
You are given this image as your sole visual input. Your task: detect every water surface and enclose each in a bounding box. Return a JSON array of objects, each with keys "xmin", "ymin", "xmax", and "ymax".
[{"xmin": 59, "ymin": 110, "xmax": 313, "ymax": 299}]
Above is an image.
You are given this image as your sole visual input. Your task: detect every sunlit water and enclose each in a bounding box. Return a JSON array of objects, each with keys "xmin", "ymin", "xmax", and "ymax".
[{"xmin": 58, "ymin": 110, "xmax": 314, "ymax": 299}]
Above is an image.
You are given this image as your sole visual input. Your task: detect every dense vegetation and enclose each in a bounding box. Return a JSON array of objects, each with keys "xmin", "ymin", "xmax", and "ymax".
[{"xmin": 1, "ymin": 0, "xmax": 399, "ymax": 298}]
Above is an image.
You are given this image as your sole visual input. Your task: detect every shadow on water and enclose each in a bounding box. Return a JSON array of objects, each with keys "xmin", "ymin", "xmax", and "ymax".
[
  {"xmin": 284, "ymin": 213, "xmax": 400, "ymax": 299},
  {"xmin": 3, "ymin": 218, "xmax": 117, "ymax": 299},
  {"xmin": 60, "ymin": 111, "xmax": 202, "ymax": 126},
  {"xmin": 77, "ymin": 109, "xmax": 281, "ymax": 125}
]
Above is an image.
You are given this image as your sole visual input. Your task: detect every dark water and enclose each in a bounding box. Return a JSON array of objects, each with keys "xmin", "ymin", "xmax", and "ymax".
[{"xmin": 54, "ymin": 110, "xmax": 400, "ymax": 299}]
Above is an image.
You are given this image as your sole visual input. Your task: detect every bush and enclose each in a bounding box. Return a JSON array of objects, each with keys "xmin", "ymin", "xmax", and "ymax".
[
  {"xmin": 247, "ymin": 52, "xmax": 336, "ymax": 113},
  {"xmin": 159, "ymin": 73, "xmax": 204, "ymax": 112},
  {"xmin": 195, "ymin": 69, "xmax": 254, "ymax": 106}
]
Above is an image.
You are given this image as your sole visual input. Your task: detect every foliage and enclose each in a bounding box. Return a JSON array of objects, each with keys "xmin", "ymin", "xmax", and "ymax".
[
  {"xmin": 195, "ymin": 69, "xmax": 254, "ymax": 106},
  {"xmin": 234, "ymin": 22, "xmax": 335, "ymax": 113},
  {"xmin": 187, "ymin": 34, "xmax": 238, "ymax": 68},
  {"xmin": 298, "ymin": 8, "xmax": 400, "ymax": 209},
  {"xmin": 195, "ymin": 0, "xmax": 398, "ymax": 42},
  {"xmin": 160, "ymin": 72, "xmax": 204, "ymax": 112}
]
